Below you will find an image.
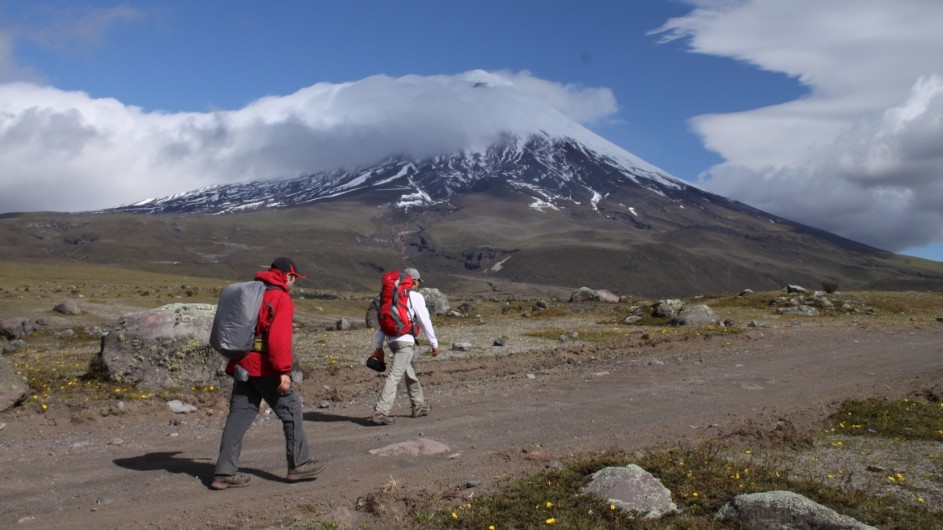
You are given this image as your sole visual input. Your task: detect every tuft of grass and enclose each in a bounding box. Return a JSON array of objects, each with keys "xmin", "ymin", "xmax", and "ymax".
[
  {"xmin": 523, "ymin": 326, "xmax": 634, "ymax": 344},
  {"xmin": 829, "ymin": 397, "xmax": 943, "ymax": 441},
  {"xmin": 9, "ymin": 346, "xmax": 120, "ymax": 412}
]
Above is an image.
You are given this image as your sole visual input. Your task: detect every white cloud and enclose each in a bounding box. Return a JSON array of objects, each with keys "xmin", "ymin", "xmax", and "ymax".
[
  {"xmin": 0, "ymin": 71, "xmax": 618, "ymax": 213},
  {"xmin": 656, "ymin": 0, "xmax": 943, "ymax": 254}
]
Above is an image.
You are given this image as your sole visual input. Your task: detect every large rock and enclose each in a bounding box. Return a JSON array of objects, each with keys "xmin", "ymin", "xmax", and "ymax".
[
  {"xmin": 569, "ymin": 287, "xmax": 599, "ymax": 302},
  {"xmin": 0, "ymin": 356, "xmax": 29, "ymax": 411},
  {"xmin": 653, "ymin": 299, "xmax": 683, "ymax": 318},
  {"xmin": 53, "ymin": 299, "xmax": 82, "ymax": 315},
  {"xmin": 418, "ymin": 288, "xmax": 450, "ymax": 315},
  {"xmin": 98, "ymin": 303, "xmax": 225, "ymax": 392},
  {"xmin": 594, "ymin": 289, "xmax": 621, "ymax": 303},
  {"xmin": 672, "ymin": 304, "xmax": 717, "ymax": 327},
  {"xmin": 0, "ymin": 317, "xmax": 35, "ymax": 340},
  {"xmin": 716, "ymin": 490, "xmax": 877, "ymax": 530},
  {"xmin": 582, "ymin": 465, "xmax": 678, "ymax": 519}
]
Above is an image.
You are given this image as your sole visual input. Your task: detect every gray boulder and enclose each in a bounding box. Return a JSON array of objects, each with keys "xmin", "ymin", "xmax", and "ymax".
[
  {"xmin": 716, "ymin": 490, "xmax": 877, "ymax": 529},
  {"xmin": 672, "ymin": 304, "xmax": 717, "ymax": 327},
  {"xmin": 653, "ymin": 299, "xmax": 683, "ymax": 319},
  {"xmin": 0, "ymin": 317, "xmax": 34, "ymax": 340},
  {"xmin": 54, "ymin": 299, "xmax": 82, "ymax": 315},
  {"xmin": 569, "ymin": 287, "xmax": 599, "ymax": 302},
  {"xmin": 0, "ymin": 356, "xmax": 29, "ymax": 412},
  {"xmin": 419, "ymin": 288, "xmax": 450, "ymax": 315},
  {"xmin": 98, "ymin": 303, "xmax": 224, "ymax": 392},
  {"xmin": 582, "ymin": 465, "xmax": 678, "ymax": 519},
  {"xmin": 595, "ymin": 289, "xmax": 621, "ymax": 303}
]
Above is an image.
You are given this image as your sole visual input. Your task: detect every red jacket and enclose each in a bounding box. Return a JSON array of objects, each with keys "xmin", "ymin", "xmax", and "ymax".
[{"xmin": 227, "ymin": 268, "xmax": 295, "ymax": 377}]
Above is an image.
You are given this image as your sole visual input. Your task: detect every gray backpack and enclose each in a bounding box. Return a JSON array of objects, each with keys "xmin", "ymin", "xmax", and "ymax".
[{"xmin": 209, "ymin": 281, "xmax": 266, "ymax": 360}]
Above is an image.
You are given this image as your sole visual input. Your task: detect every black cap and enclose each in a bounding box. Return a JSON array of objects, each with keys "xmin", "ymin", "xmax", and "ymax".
[{"xmin": 270, "ymin": 257, "xmax": 306, "ymax": 279}]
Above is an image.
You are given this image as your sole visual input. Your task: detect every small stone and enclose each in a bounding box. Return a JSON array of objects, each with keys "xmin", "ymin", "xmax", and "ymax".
[{"xmin": 167, "ymin": 400, "xmax": 196, "ymax": 414}]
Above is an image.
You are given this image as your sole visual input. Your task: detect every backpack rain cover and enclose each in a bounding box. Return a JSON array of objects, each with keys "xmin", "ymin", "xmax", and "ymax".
[{"xmin": 209, "ymin": 280, "xmax": 266, "ymax": 360}]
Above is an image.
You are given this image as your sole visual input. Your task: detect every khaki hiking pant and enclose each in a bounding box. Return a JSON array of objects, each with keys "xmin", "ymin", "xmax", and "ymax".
[{"xmin": 374, "ymin": 341, "xmax": 425, "ymax": 416}]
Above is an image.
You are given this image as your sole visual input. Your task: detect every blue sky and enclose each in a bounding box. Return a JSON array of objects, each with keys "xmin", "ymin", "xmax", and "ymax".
[{"xmin": 1, "ymin": 1, "xmax": 942, "ymax": 262}]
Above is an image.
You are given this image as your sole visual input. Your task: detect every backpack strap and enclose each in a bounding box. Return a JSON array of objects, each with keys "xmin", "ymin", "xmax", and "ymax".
[
  {"xmin": 405, "ymin": 290, "xmax": 419, "ymax": 338},
  {"xmin": 254, "ymin": 284, "xmax": 282, "ymax": 353}
]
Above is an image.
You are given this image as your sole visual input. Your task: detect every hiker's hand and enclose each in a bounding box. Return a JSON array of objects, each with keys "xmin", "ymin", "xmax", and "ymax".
[
  {"xmin": 373, "ymin": 348, "xmax": 385, "ymax": 362},
  {"xmin": 431, "ymin": 346, "xmax": 440, "ymax": 357},
  {"xmin": 278, "ymin": 374, "xmax": 291, "ymax": 393}
]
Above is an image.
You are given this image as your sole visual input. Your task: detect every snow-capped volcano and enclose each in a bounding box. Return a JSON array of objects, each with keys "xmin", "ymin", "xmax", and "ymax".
[{"xmin": 111, "ymin": 128, "xmax": 692, "ymax": 215}]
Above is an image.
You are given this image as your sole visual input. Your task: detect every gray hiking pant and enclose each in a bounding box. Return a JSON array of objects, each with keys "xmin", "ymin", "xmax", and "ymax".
[
  {"xmin": 215, "ymin": 377, "xmax": 311, "ymax": 476},
  {"xmin": 374, "ymin": 341, "xmax": 425, "ymax": 416}
]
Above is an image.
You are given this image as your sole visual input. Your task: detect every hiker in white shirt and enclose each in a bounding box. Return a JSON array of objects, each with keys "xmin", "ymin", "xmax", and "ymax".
[{"xmin": 369, "ymin": 268, "xmax": 440, "ymax": 425}]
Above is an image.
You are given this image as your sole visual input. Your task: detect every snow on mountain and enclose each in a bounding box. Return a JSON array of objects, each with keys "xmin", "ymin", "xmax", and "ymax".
[{"xmin": 109, "ymin": 127, "xmax": 695, "ymax": 215}]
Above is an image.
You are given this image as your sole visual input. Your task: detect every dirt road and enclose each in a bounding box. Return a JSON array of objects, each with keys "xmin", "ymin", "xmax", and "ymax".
[{"xmin": 2, "ymin": 322, "xmax": 941, "ymax": 529}]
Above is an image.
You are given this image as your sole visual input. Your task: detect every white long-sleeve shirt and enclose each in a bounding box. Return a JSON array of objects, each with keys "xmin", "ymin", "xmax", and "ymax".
[{"xmin": 373, "ymin": 290, "xmax": 439, "ymax": 349}]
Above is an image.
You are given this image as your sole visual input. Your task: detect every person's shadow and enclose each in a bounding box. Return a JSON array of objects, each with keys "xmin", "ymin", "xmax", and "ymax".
[
  {"xmin": 305, "ymin": 411, "xmax": 375, "ymax": 426},
  {"xmin": 113, "ymin": 452, "xmax": 283, "ymax": 489}
]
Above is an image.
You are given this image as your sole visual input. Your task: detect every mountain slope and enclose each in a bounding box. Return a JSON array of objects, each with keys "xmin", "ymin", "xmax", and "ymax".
[{"xmin": 3, "ymin": 129, "xmax": 941, "ymax": 297}]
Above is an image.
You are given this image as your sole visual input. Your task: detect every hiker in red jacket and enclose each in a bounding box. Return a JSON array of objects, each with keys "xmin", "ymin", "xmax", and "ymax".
[{"xmin": 211, "ymin": 257, "xmax": 325, "ymax": 490}]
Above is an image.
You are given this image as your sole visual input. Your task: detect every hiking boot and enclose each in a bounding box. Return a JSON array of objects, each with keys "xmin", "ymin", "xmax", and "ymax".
[
  {"xmin": 370, "ymin": 412, "xmax": 394, "ymax": 425},
  {"xmin": 288, "ymin": 460, "xmax": 326, "ymax": 481},
  {"xmin": 210, "ymin": 473, "xmax": 252, "ymax": 490},
  {"xmin": 411, "ymin": 403, "xmax": 431, "ymax": 418}
]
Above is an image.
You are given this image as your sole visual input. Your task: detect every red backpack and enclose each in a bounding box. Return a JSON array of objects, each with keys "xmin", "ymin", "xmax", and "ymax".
[{"xmin": 376, "ymin": 270, "xmax": 416, "ymax": 337}]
